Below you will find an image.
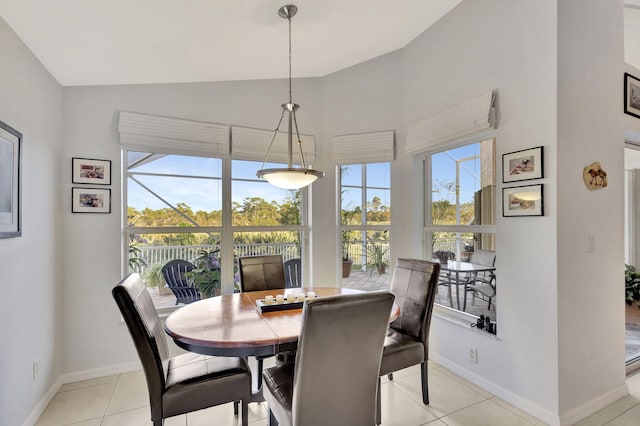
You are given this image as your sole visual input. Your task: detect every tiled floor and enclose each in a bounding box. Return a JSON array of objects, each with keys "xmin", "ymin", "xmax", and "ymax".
[{"xmin": 35, "ymin": 360, "xmax": 640, "ymax": 426}]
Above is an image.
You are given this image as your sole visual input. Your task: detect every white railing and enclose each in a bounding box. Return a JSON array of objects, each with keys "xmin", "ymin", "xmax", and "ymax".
[{"xmin": 135, "ymin": 243, "xmax": 301, "ymax": 273}]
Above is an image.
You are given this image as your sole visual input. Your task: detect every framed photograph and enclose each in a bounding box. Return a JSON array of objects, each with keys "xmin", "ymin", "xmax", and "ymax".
[
  {"xmin": 625, "ymin": 72, "xmax": 640, "ymax": 120},
  {"xmin": 0, "ymin": 120, "xmax": 22, "ymax": 238},
  {"xmin": 502, "ymin": 146, "xmax": 543, "ymax": 183},
  {"xmin": 72, "ymin": 187, "xmax": 111, "ymax": 213},
  {"xmin": 503, "ymin": 184, "xmax": 543, "ymax": 217},
  {"xmin": 72, "ymin": 157, "xmax": 111, "ymax": 185}
]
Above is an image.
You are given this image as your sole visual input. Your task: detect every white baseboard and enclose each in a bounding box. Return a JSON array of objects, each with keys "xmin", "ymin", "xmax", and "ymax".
[
  {"xmin": 22, "ymin": 361, "xmax": 141, "ymax": 426},
  {"xmin": 431, "ymin": 353, "xmax": 630, "ymax": 426}
]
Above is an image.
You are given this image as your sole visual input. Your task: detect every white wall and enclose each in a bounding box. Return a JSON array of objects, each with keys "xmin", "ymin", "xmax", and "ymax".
[
  {"xmin": 61, "ymin": 79, "xmax": 323, "ymax": 372},
  {"xmin": 0, "ymin": 17, "xmax": 64, "ymax": 426},
  {"xmin": 557, "ymin": 0, "xmax": 626, "ymax": 420}
]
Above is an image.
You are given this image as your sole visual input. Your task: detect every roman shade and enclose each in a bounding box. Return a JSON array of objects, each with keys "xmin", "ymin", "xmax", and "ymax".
[
  {"xmin": 118, "ymin": 111, "xmax": 229, "ymax": 156},
  {"xmin": 332, "ymin": 130, "xmax": 395, "ymax": 165},
  {"xmin": 405, "ymin": 90, "xmax": 497, "ymax": 155},
  {"xmin": 231, "ymin": 125, "xmax": 316, "ymax": 165}
]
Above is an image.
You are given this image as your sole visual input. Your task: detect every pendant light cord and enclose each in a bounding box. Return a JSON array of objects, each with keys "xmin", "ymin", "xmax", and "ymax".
[{"xmin": 288, "ymin": 13, "xmax": 292, "ymax": 104}]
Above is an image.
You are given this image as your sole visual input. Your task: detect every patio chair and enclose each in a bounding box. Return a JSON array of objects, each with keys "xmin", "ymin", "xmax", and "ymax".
[
  {"xmin": 466, "ymin": 249, "xmax": 497, "ymax": 310},
  {"xmin": 161, "ymin": 259, "xmax": 200, "ymax": 305},
  {"xmin": 284, "ymin": 258, "xmax": 302, "ymax": 288}
]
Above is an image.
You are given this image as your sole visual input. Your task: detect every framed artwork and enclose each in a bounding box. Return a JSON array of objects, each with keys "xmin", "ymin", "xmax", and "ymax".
[
  {"xmin": 625, "ymin": 72, "xmax": 640, "ymax": 120},
  {"xmin": 502, "ymin": 146, "xmax": 544, "ymax": 183},
  {"xmin": 503, "ymin": 184, "xmax": 543, "ymax": 217},
  {"xmin": 72, "ymin": 157, "xmax": 111, "ymax": 185},
  {"xmin": 72, "ymin": 187, "xmax": 111, "ymax": 213},
  {"xmin": 0, "ymin": 120, "xmax": 22, "ymax": 238}
]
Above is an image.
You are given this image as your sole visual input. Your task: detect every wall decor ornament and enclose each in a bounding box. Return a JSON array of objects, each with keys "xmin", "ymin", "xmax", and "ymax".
[
  {"xmin": 72, "ymin": 187, "xmax": 111, "ymax": 213},
  {"xmin": 502, "ymin": 146, "xmax": 543, "ymax": 183},
  {"xmin": 72, "ymin": 157, "xmax": 111, "ymax": 185},
  {"xmin": 502, "ymin": 184, "xmax": 544, "ymax": 217},
  {"xmin": 583, "ymin": 162, "xmax": 608, "ymax": 191},
  {"xmin": 0, "ymin": 120, "xmax": 22, "ymax": 238},
  {"xmin": 624, "ymin": 72, "xmax": 640, "ymax": 120}
]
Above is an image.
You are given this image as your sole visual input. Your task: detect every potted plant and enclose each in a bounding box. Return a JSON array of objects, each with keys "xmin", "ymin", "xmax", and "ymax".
[
  {"xmin": 186, "ymin": 248, "xmax": 222, "ymax": 298},
  {"xmin": 626, "ymin": 264, "xmax": 640, "ymax": 325},
  {"xmin": 142, "ymin": 262, "xmax": 173, "ymax": 295},
  {"xmin": 342, "ymin": 233, "xmax": 353, "ymax": 278},
  {"xmin": 366, "ymin": 243, "xmax": 389, "ymax": 275}
]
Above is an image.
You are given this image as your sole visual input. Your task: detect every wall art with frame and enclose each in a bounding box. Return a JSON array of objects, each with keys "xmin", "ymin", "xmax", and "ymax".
[
  {"xmin": 0, "ymin": 120, "xmax": 22, "ymax": 238},
  {"xmin": 502, "ymin": 146, "xmax": 543, "ymax": 183},
  {"xmin": 72, "ymin": 187, "xmax": 111, "ymax": 213},
  {"xmin": 625, "ymin": 72, "xmax": 640, "ymax": 120},
  {"xmin": 503, "ymin": 184, "xmax": 543, "ymax": 217},
  {"xmin": 72, "ymin": 157, "xmax": 111, "ymax": 185}
]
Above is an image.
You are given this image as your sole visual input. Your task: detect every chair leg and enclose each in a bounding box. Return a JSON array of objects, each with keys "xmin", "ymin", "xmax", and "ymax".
[
  {"xmin": 241, "ymin": 399, "xmax": 249, "ymax": 426},
  {"xmin": 421, "ymin": 362, "xmax": 429, "ymax": 405},
  {"xmin": 268, "ymin": 408, "xmax": 279, "ymax": 426},
  {"xmin": 257, "ymin": 358, "xmax": 264, "ymax": 389},
  {"xmin": 387, "ymin": 372, "xmax": 393, "ymax": 381},
  {"xmin": 376, "ymin": 377, "xmax": 382, "ymax": 425},
  {"xmin": 234, "ymin": 400, "xmax": 239, "ymax": 416}
]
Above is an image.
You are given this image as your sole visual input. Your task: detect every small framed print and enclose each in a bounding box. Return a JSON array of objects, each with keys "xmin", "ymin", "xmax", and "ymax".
[
  {"xmin": 72, "ymin": 157, "xmax": 111, "ymax": 185},
  {"xmin": 503, "ymin": 184, "xmax": 543, "ymax": 217},
  {"xmin": 0, "ymin": 120, "xmax": 22, "ymax": 238},
  {"xmin": 625, "ymin": 72, "xmax": 640, "ymax": 120},
  {"xmin": 502, "ymin": 146, "xmax": 543, "ymax": 183},
  {"xmin": 72, "ymin": 187, "xmax": 111, "ymax": 213}
]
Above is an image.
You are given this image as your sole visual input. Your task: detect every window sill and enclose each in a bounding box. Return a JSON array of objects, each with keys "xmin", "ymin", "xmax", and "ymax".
[{"xmin": 433, "ymin": 303, "xmax": 500, "ymax": 340}]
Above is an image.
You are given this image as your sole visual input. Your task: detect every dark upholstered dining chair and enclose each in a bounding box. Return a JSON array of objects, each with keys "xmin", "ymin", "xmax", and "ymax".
[
  {"xmin": 112, "ymin": 274, "xmax": 252, "ymax": 426},
  {"xmin": 376, "ymin": 258, "xmax": 440, "ymax": 425},
  {"xmin": 238, "ymin": 255, "xmax": 286, "ymax": 292},
  {"xmin": 161, "ymin": 259, "xmax": 200, "ymax": 305},
  {"xmin": 263, "ymin": 292, "xmax": 395, "ymax": 426},
  {"xmin": 284, "ymin": 258, "xmax": 302, "ymax": 288}
]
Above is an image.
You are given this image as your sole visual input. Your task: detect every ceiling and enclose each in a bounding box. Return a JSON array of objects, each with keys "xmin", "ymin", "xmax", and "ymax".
[
  {"xmin": 0, "ymin": 0, "xmax": 463, "ymax": 86},
  {"xmin": 0, "ymin": 1, "xmax": 639, "ymax": 87}
]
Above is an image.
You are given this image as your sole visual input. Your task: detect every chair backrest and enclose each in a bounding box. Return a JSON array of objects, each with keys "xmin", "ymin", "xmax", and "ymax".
[
  {"xmin": 469, "ymin": 249, "xmax": 496, "ymax": 267},
  {"xmin": 284, "ymin": 258, "xmax": 302, "ymax": 288},
  {"xmin": 238, "ymin": 255, "xmax": 286, "ymax": 292},
  {"xmin": 112, "ymin": 274, "xmax": 168, "ymax": 420},
  {"xmin": 162, "ymin": 259, "xmax": 199, "ymax": 304},
  {"xmin": 292, "ymin": 292, "xmax": 395, "ymax": 426},
  {"xmin": 388, "ymin": 258, "xmax": 440, "ymax": 350}
]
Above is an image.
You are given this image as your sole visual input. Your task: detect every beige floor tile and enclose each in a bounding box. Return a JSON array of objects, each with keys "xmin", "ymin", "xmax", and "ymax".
[
  {"xmin": 438, "ymin": 367, "xmax": 492, "ymax": 398},
  {"xmin": 627, "ymin": 371, "xmax": 640, "ymax": 397},
  {"xmin": 60, "ymin": 375, "xmax": 118, "ymax": 392},
  {"xmin": 573, "ymin": 413, "xmax": 609, "ymax": 426},
  {"xmin": 105, "ymin": 375, "xmax": 149, "ymax": 415},
  {"xmin": 187, "ymin": 401, "xmax": 266, "ymax": 426},
  {"xmin": 392, "ymin": 367, "xmax": 488, "ymax": 417},
  {"xmin": 592, "ymin": 395, "xmax": 639, "ymax": 422},
  {"xmin": 440, "ymin": 399, "xmax": 538, "ymax": 426},
  {"xmin": 118, "ymin": 369, "xmax": 145, "ymax": 382},
  {"xmin": 423, "ymin": 420, "xmax": 448, "ymax": 426},
  {"xmin": 35, "ymin": 383, "xmax": 113, "ymax": 426},
  {"xmin": 379, "ymin": 381, "xmax": 437, "ymax": 426},
  {"xmin": 491, "ymin": 397, "xmax": 548, "ymax": 426},
  {"xmin": 100, "ymin": 407, "xmax": 152, "ymax": 426},
  {"xmin": 608, "ymin": 402, "xmax": 640, "ymax": 425},
  {"xmin": 67, "ymin": 419, "xmax": 102, "ymax": 426},
  {"xmin": 381, "ymin": 364, "xmax": 422, "ymax": 384}
]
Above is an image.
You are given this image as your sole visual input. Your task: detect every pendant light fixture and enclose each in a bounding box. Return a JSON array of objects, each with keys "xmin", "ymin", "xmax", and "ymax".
[{"xmin": 256, "ymin": 4, "xmax": 324, "ymax": 190}]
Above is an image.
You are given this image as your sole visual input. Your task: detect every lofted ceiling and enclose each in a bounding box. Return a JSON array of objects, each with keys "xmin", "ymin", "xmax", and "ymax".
[{"xmin": 0, "ymin": 1, "xmax": 639, "ymax": 87}]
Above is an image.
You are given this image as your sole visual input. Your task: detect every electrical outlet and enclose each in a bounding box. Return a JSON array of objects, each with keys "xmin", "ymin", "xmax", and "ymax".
[
  {"xmin": 468, "ymin": 348, "xmax": 478, "ymax": 364},
  {"xmin": 33, "ymin": 360, "xmax": 39, "ymax": 380}
]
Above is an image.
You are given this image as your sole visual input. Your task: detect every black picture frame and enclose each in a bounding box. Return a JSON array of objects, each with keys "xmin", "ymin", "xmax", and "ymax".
[
  {"xmin": 72, "ymin": 157, "xmax": 112, "ymax": 185},
  {"xmin": 0, "ymin": 120, "xmax": 22, "ymax": 238},
  {"xmin": 72, "ymin": 187, "xmax": 111, "ymax": 213},
  {"xmin": 625, "ymin": 73, "xmax": 640, "ymax": 120},
  {"xmin": 502, "ymin": 146, "xmax": 544, "ymax": 183},
  {"xmin": 502, "ymin": 184, "xmax": 544, "ymax": 217}
]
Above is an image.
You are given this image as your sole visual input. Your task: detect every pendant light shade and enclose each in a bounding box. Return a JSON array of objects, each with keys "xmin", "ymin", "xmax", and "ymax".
[{"xmin": 256, "ymin": 5, "xmax": 324, "ymax": 190}]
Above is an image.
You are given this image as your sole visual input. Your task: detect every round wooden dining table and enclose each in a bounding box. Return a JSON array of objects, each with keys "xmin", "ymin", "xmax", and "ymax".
[{"xmin": 164, "ymin": 287, "xmax": 398, "ymax": 358}]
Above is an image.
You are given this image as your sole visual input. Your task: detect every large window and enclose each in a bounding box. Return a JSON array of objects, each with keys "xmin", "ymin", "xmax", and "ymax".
[
  {"xmin": 425, "ymin": 140, "xmax": 496, "ymax": 316},
  {"xmin": 339, "ymin": 162, "xmax": 391, "ymax": 286},
  {"xmin": 125, "ymin": 151, "xmax": 308, "ymax": 306}
]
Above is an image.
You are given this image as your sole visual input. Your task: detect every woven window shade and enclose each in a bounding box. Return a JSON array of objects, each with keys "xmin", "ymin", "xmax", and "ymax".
[
  {"xmin": 405, "ymin": 91, "xmax": 497, "ymax": 155},
  {"xmin": 231, "ymin": 125, "xmax": 316, "ymax": 165},
  {"xmin": 118, "ymin": 111, "xmax": 229, "ymax": 156},
  {"xmin": 332, "ymin": 130, "xmax": 395, "ymax": 165}
]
